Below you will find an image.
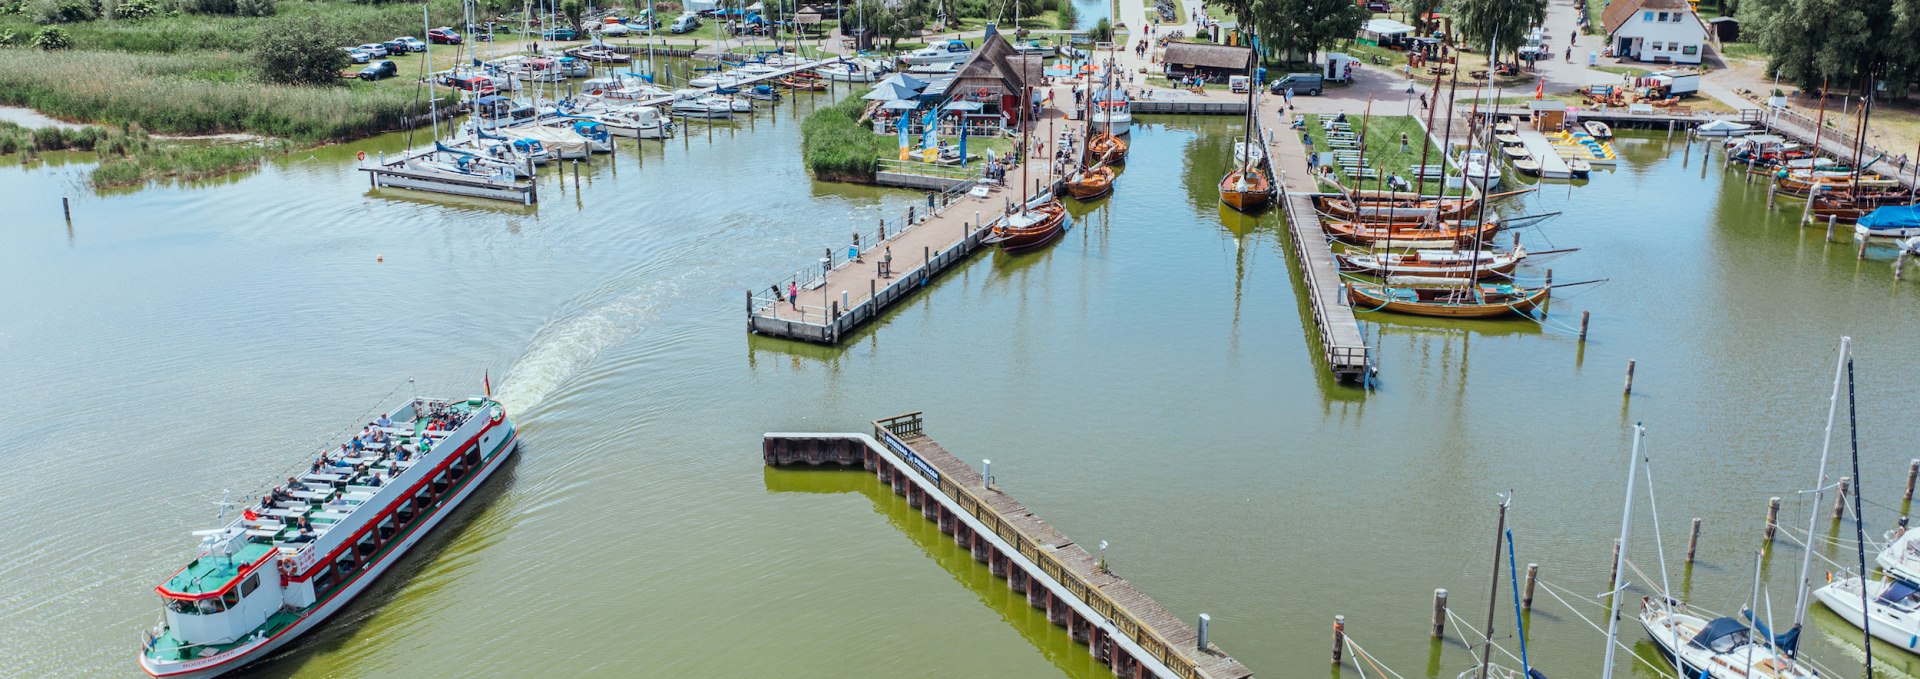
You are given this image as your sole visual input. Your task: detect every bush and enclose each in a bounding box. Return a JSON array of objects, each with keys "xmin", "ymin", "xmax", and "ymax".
[
  {"xmin": 31, "ymin": 25, "xmax": 70, "ymax": 48},
  {"xmin": 253, "ymin": 21, "xmax": 344, "ymax": 85},
  {"xmin": 801, "ymin": 88, "xmax": 888, "ymax": 182},
  {"xmin": 114, "ymin": 0, "xmax": 157, "ymax": 18},
  {"xmin": 1089, "ymin": 17, "xmax": 1111, "ymax": 42},
  {"xmin": 233, "ymin": 0, "xmax": 271, "ymax": 16},
  {"xmin": 30, "ymin": 0, "xmax": 95, "ymax": 23},
  {"xmin": 1055, "ymin": 0, "xmax": 1076, "ymax": 29}
]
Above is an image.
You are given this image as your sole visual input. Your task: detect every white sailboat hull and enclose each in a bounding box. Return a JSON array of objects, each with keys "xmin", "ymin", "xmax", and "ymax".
[{"xmin": 1816, "ymin": 577, "xmax": 1920, "ymax": 653}]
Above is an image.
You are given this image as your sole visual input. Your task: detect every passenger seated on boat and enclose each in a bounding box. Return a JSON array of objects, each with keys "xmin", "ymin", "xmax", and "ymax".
[
  {"xmin": 286, "ymin": 527, "xmax": 314, "ymax": 544},
  {"xmin": 377, "ymin": 413, "xmax": 393, "ymax": 428}
]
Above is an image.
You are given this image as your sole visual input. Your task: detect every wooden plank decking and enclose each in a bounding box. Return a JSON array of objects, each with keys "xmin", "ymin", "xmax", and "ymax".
[{"xmin": 1263, "ymin": 118, "xmax": 1373, "ymax": 382}]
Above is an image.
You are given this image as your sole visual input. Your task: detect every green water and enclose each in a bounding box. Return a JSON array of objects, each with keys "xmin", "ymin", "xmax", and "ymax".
[{"xmin": 2, "ymin": 93, "xmax": 1918, "ymax": 679}]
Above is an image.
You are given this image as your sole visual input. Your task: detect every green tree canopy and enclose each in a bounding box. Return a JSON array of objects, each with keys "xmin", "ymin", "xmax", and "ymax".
[
  {"xmin": 1247, "ymin": 0, "xmax": 1367, "ymax": 64},
  {"xmin": 254, "ymin": 21, "xmax": 346, "ymax": 85},
  {"xmin": 1741, "ymin": 0, "xmax": 1920, "ymax": 96},
  {"xmin": 1448, "ymin": 0, "xmax": 1544, "ymax": 60}
]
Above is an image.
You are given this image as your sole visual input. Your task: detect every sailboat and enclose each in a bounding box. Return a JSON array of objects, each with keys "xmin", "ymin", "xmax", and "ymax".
[
  {"xmin": 985, "ymin": 84, "xmax": 1068, "ymax": 254},
  {"xmin": 1065, "ymin": 70, "xmax": 1115, "ymax": 201},
  {"xmin": 1218, "ymin": 54, "xmax": 1272, "ymax": 213},
  {"xmin": 1809, "ymin": 75, "xmax": 1911, "ymax": 224},
  {"xmin": 1336, "ymin": 245, "xmax": 1536, "ymax": 278}
]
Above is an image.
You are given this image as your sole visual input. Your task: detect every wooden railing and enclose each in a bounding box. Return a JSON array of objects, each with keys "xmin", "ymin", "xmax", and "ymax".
[{"xmin": 869, "ymin": 414, "xmax": 1211, "ymax": 679}]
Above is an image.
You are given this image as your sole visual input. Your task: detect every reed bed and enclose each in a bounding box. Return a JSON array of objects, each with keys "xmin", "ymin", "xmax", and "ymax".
[
  {"xmin": 2, "ymin": 120, "xmax": 270, "ymax": 187},
  {"xmin": 0, "ymin": 0, "xmax": 469, "ymax": 53},
  {"xmin": 801, "ymin": 88, "xmax": 888, "ymax": 182}
]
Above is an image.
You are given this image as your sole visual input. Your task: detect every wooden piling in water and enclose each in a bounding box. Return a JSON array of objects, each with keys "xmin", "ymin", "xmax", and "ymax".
[
  {"xmin": 1579, "ymin": 310, "xmax": 1591, "ymax": 342},
  {"xmin": 1624, "ymin": 359, "xmax": 1636, "ymax": 395},
  {"xmin": 1686, "ymin": 518, "xmax": 1701, "ymax": 563},
  {"xmin": 1522, "ymin": 564, "xmax": 1538, "ymax": 611},
  {"xmin": 1827, "ymin": 215, "xmax": 1837, "ymax": 241},
  {"xmin": 1905, "ymin": 459, "xmax": 1918, "ymax": 501},
  {"xmin": 1859, "ymin": 238, "xmax": 1870, "ymax": 260},
  {"xmin": 1332, "ymin": 615, "xmax": 1346, "ymax": 664},
  {"xmin": 1609, "ymin": 538, "xmax": 1621, "ymax": 589},
  {"xmin": 1767, "ymin": 176, "xmax": 1777, "ymax": 209},
  {"xmin": 1431, "ymin": 589, "xmax": 1447, "ymax": 638},
  {"xmin": 1765, "ymin": 497, "xmax": 1782, "ymax": 541},
  {"xmin": 1834, "ymin": 476, "xmax": 1851, "ymax": 520},
  {"xmin": 61, "ymin": 196, "xmax": 70, "ymax": 222},
  {"xmin": 1898, "ymin": 251, "xmax": 1910, "ymax": 281}
]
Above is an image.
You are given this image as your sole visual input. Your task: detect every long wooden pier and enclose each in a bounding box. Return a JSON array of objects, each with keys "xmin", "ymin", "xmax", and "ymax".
[
  {"xmin": 764, "ymin": 412, "xmax": 1254, "ymax": 679},
  {"xmin": 1263, "ymin": 119, "xmax": 1373, "ymax": 383}
]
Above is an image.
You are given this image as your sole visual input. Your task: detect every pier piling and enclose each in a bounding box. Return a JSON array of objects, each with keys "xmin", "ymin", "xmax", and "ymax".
[
  {"xmin": 1431, "ymin": 589, "xmax": 1447, "ymax": 638},
  {"xmin": 1623, "ymin": 359, "xmax": 1636, "ymax": 395},
  {"xmin": 1609, "ymin": 538, "xmax": 1622, "ymax": 589},
  {"xmin": 1522, "ymin": 564, "xmax": 1538, "ymax": 611},
  {"xmin": 1826, "ymin": 215, "xmax": 1837, "ymax": 242},
  {"xmin": 1858, "ymin": 238, "xmax": 1869, "ymax": 260},
  {"xmin": 1906, "ymin": 459, "xmax": 1918, "ymax": 501},
  {"xmin": 1897, "ymin": 251, "xmax": 1909, "ymax": 281},
  {"xmin": 1767, "ymin": 176, "xmax": 1777, "ymax": 209},
  {"xmin": 1766, "ymin": 497, "xmax": 1782, "ymax": 541},
  {"xmin": 1579, "ymin": 311, "xmax": 1591, "ymax": 343},
  {"xmin": 1686, "ymin": 518, "xmax": 1701, "ymax": 563},
  {"xmin": 1834, "ymin": 477, "xmax": 1851, "ymax": 520},
  {"xmin": 61, "ymin": 196, "xmax": 70, "ymax": 222},
  {"xmin": 1332, "ymin": 615, "xmax": 1345, "ymax": 664},
  {"xmin": 1197, "ymin": 614, "xmax": 1210, "ymax": 651}
]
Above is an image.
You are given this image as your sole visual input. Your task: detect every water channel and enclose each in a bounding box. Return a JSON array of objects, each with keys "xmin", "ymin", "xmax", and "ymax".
[{"xmin": 2, "ymin": 88, "xmax": 1918, "ymax": 677}]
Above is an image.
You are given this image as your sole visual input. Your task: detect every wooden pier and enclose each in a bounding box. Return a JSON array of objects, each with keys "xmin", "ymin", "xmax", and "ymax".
[
  {"xmin": 764, "ymin": 412, "xmax": 1255, "ymax": 679},
  {"xmin": 1264, "ymin": 119, "xmax": 1373, "ymax": 383}
]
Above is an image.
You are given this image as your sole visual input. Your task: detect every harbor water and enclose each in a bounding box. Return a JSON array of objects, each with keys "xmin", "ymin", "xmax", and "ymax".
[{"xmin": 2, "ymin": 93, "xmax": 1919, "ymax": 678}]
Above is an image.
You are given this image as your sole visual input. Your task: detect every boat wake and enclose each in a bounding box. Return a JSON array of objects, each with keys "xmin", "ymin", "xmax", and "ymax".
[{"xmin": 495, "ymin": 276, "xmax": 684, "ymax": 414}]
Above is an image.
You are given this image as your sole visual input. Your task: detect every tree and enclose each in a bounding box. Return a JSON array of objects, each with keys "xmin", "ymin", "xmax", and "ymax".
[
  {"xmin": 1248, "ymin": 0, "xmax": 1367, "ymax": 65},
  {"xmin": 1406, "ymin": 0, "xmax": 1441, "ymax": 35},
  {"xmin": 1089, "ymin": 16, "xmax": 1112, "ymax": 42},
  {"xmin": 31, "ymin": 25, "xmax": 70, "ymax": 49},
  {"xmin": 855, "ymin": 0, "xmax": 927, "ymax": 50},
  {"xmin": 1742, "ymin": 0, "xmax": 1920, "ymax": 96},
  {"xmin": 1449, "ymin": 0, "xmax": 1544, "ymax": 61},
  {"xmin": 560, "ymin": 0, "xmax": 583, "ymax": 30},
  {"xmin": 1056, "ymin": 0, "xmax": 1078, "ymax": 30},
  {"xmin": 254, "ymin": 22, "xmax": 347, "ymax": 86}
]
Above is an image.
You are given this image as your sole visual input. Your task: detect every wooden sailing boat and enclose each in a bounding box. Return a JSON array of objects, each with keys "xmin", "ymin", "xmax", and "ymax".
[
  {"xmin": 1810, "ymin": 73, "xmax": 1909, "ymax": 224},
  {"xmin": 1322, "ymin": 218, "xmax": 1501, "ymax": 248},
  {"xmin": 1336, "ymin": 245, "xmax": 1535, "ymax": 278},
  {"xmin": 986, "ymin": 83, "xmax": 1068, "ymax": 254},
  {"xmin": 1065, "ymin": 69, "xmax": 1116, "ymax": 201},
  {"xmin": 1218, "ymin": 52, "xmax": 1272, "ymax": 213},
  {"xmin": 1090, "ymin": 132, "xmax": 1127, "ymax": 165},
  {"xmin": 1346, "ymin": 278, "xmax": 1547, "ymax": 317}
]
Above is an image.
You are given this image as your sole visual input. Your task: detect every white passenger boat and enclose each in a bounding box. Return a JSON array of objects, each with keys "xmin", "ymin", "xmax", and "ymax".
[
  {"xmin": 1089, "ymin": 87, "xmax": 1131, "ymax": 136},
  {"xmin": 899, "ymin": 39, "xmax": 972, "ymax": 66},
  {"xmin": 138, "ymin": 396, "xmax": 519, "ymax": 678},
  {"xmin": 670, "ymin": 89, "xmax": 733, "ymax": 118},
  {"xmin": 592, "ymin": 105, "xmax": 673, "ymax": 138},
  {"xmin": 1638, "ymin": 599, "xmax": 1815, "ymax": 679}
]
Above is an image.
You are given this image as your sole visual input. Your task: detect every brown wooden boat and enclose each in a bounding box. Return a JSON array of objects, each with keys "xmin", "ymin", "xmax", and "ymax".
[
  {"xmin": 1065, "ymin": 164, "xmax": 1114, "ymax": 200},
  {"xmin": 1090, "ymin": 132, "xmax": 1127, "ymax": 166},
  {"xmin": 1811, "ymin": 192, "xmax": 1909, "ymax": 224},
  {"xmin": 1322, "ymin": 219, "xmax": 1501, "ymax": 248},
  {"xmin": 1346, "ymin": 280, "xmax": 1547, "ymax": 318},
  {"xmin": 986, "ymin": 198, "xmax": 1069, "ymax": 254},
  {"xmin": 1219, "ymin": 169, "xmax": 1274, "ymax": 212},
  {"xmin": 1315, "ymin": 188, "xmax": 1531, "ymax": 222},
  {"xmin": 780, "ymin": 76, "xmax": 827, "ymax": 91},
  {"xmin": 1336, "ymin": 245, "xmax": 1526, "ymax": 278}
]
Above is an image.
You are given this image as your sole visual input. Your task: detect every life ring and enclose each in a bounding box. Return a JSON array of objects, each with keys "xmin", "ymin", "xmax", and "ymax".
[
  {"xmin": 356, "ymin": 150, "xmax": 366, "ymax": 161},
  {"xmin": 975, "ymin": 87, "xmax": 991, "ymax": 99}
]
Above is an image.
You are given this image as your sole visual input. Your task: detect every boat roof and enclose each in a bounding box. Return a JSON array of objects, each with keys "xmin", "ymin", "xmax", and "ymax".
[
  {"xmin": 1861, "ymin": 205, "xmax": 1920, "ymax": 230},
  {"xmin": 1686, "ymin": 616, "xmax": 1750, "ymax": 649},
  {"xmin": 1880, "ymin": 579, "xmax": 1920, "ymax": 604}
]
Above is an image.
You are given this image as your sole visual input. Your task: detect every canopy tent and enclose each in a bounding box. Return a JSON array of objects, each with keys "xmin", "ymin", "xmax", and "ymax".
[
  {"xmin": 940, "ymin": 100, "xmax": 985, "ymax": 111},
  {"xmin": 863, "ymin": 81, "xmax": 922, "ymax": 100},
  {"xmin": 1360, "ymin": 18, "xmax": 1415, "ymax": 36},
  {"xmin": 877, "ymin": 72, "xmax": 929, "ymax": 91},
  {"xmin": 879, "ymin": 99, "xmax": 921, "ymax": 110}
]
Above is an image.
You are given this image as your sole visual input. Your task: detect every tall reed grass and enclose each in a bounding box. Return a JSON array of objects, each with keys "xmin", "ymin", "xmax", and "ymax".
[{"xmin": 801, "ymin": 88, "xmax": 886, "ymax": 182}]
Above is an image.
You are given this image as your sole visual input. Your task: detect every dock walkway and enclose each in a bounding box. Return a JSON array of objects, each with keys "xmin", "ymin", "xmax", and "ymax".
[
  {"xmin": 764, "ymin": 412, "xmax": 1254, "ymax": 679},
  {"xmin": 1514, "ymin": 127, "xmax": 1572, "ymax": 179},
  {"xmin": 1265, "ymin": 118, "xmax": 1373, "ymax": 382}
]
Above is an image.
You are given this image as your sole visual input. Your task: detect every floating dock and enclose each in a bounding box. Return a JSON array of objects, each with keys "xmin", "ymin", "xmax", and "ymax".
[
  {"xmin": 764, "ymin": 412, "xmax": 1255, "ymax": 679},
  {"xmin": 359, "ymin": 150, "xmax": 538, "ymax": 204},
  {"xmin": 1264, "ymin": 120, "xmax": 1374, "ymax": 383},
  {"xmin": 1514, "ymin": 127, "xmax": 1572, "ymax": 179}
]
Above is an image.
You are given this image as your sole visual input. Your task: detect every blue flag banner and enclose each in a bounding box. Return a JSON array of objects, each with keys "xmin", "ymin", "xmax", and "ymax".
[
  {"xmin": 921, "ymin": 109, "xmax": 937, "ymax": 150},
  {"xmin": 958, "ymin": 122, "xmax": 968, "ymax": 167}
]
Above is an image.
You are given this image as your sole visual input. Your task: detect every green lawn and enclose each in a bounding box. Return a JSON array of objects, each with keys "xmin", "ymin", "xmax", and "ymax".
[
  {"xmin": 1301, "ymin": 113, "xmax": 1471, "ymax": 197},
  {"xmin": 1720, "ymin": 42, "xmax": 1766, "ymax": 62}
]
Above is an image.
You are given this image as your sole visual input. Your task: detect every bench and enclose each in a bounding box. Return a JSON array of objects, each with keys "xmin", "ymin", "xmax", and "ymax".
[
  {"xmin": 312, "ymin": 510, "xmax": 353, "ymax": 521},
  {"xmin": 245, "ymin": 528, "xmax": 282, "ymax": 539}
]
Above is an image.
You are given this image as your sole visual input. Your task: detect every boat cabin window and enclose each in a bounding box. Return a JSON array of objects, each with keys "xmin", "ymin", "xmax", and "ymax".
[
  {"xmin": 197, "ymin": 597, "xmax": 226, "ymax": 614},
  {"xmin": 221, "ymin": 589, "xmax": 240, "ymax": 609},
  {"xmin": 167, "ymin": 597, "xmax": 200, "ymax": 614},
  {"xmin": 239, "ymin": 573, "xmax": 259, "ymax": 597}
]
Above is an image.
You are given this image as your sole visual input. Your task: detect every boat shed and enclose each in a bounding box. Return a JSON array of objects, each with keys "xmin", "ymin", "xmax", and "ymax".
[
  {"xmin": 1160, "ymin": 41, "xmax": 1254, "ymax": 81},
  {"xmin": 1528, "ymin": 99, "xmax": 1568, "ymax": 129},
  {"xmin": 946, "ymin": 33, "xmax": 1044, "ymax": 119}
]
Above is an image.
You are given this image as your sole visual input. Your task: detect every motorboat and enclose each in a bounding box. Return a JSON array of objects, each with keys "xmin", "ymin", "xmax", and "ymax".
[
  {"xmin": 670, "ymin": 89, "xmax": 733, "ymax": 118},
  {"xmin": 899, "ymin": 39, "xmax": 972, "ymax": 66},
  {"xmin": 816, "ymin": 58, "xmax": 888, "ymax": 82},
  {"xmin": 590, "ymin": 105, "xmax": 673, "ymax": 138},
  {"xmin": 1854, "ymin": 204, "xmax": 1920, "ymax": 240},
  {"xmin": 1089, "ymin": 87, "xmax": 1132, "ymax": 136},
  {"xmin": 1446, "ymin": 149, "xmax": 1502, "ymax": 189},
  {"xmin": 1696, "ymin": 119, "xmax": 1754, "ymax": 137},
  {"xmin": 1583, "ymin": 120, "xmax": 1613, "ymax": 139}
]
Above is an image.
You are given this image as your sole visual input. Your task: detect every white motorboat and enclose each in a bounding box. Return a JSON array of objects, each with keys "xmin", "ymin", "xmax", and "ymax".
[
  {"xmin": 1814, "ymin": 575, "xmax": 1920, "ymax": 654},
  {"xmin": 1639, "ymin": 601, "xmax": 1815, "ymax": 679},
  {"xmin": 579, "ymin": 77, "xmax": 668, "ymax": 102},
  {"xmin": 137, "ymin": 397, "xmax": 519, "ymax": 678},
  {"xmin": 670, "ymin": 89, "xmax": 733, "ymax": 118},
  {"xmin": 1090, "ymin": 87, "xmax": 1131, "ymax": 136},
  {"xmin": 1696, "ymin": 119, "xmax": 1754, "ymax": 137},
  {"xmin": 817, "ymin": 58, "xmax": 887, "ymax": 82},
  {"xmin": 1446, "ymin": 149, "xmax": 1502, "ymax": 189},
  {"xmin": 899, "ymin": 39, "xmax": 972, "ymax": 66},
  {"xmin": 591, "ymin": 105, "xmax": 673, "ymax": 138},
  {"xmin": 513, "ymin": 125, "xmax": 593, "ymax": 158}
]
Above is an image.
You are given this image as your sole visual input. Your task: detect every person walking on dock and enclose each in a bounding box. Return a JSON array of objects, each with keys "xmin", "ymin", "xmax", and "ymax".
[
  {"xmin": 851, "ymin": 231, "xmax": 862, "ymax": 262},
  {"xmin": 788, "ymin": 282, "xmax": 798, "ymax": 310},
  {"xmin": 883, "ymin": 247, "xmax": 893, "ymax": 279}
]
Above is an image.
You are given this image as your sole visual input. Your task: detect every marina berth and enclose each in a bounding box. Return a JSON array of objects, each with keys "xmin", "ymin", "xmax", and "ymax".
[{"xmin": 139, "ymin": 397, "xmax": 518, "ymax": 678}]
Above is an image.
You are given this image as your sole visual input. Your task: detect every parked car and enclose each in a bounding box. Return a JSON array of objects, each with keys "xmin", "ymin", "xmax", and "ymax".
[
  {"xmin": 669, "ymin": 13, "xmax": 699, "ymax": 33},
  {"xmin": 540, "ymin": 26, "xmax": 578, "ymax": 40},
  {"xmin": 395, "ymin": 36, "xmax": 427, "ymax": 52},
  {"xmin": 381, "ymin": 39, "xmax": 411, "ymax": 54},
  {"xmin": 427, "ymin": 27, "xmax": 462, "ymax": 44},
  {"xmin": 359, "ymin": 60, "xmax": 398, "ymax": 81},
  {"xmin": 342, "ymin": 47, "xmax": 372, "ymax": 63},
  {"xmin": 1365, "ymin": 1, "xmax": 1391, "ymax": 10},
  {"xmin": 357, "ymin": 43, "xmax": 390, "ymax": 57},
  {"xmin": 1269, "ymin": 72, "xmax": 1323, "ymax": 96}
]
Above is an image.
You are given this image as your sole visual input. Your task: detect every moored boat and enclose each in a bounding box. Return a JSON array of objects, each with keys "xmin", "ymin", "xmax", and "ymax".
[
  {"xmin": 1219, "ymin": 169, "xmax": 1274, "ymax": 212},
  {"xmin": 986, "ymin": 196, "xmax": 1069, "ymax": 253},
  {"xmin": 1345, "ymin": 278, "xmax": 1547, "ymax": 318},
  {"xmin": 1323, "ymin": 218, "xmax": 1501, "ymax": 248},
  {"xmin": 1583, "ymin": 120, "xmax": 1613, "ymax": 139},
  {"xmin": 1336, "ymin": 245, "xmax": 1528, "ymax": 278},
  {"xmin": 1065, "ymin": 164, "xmax": 1114, "ymax": 200},
  {"xmin": 1638, "ymin": 600, "xmax": 1814, "ymax": 679},
  {"xmin": 138, "ymin": 396, "xmax": 519, "ymax": 678},
  {"xmin": 1090, "ymin": 132, "xmax": 1127, "ymax": 165}
]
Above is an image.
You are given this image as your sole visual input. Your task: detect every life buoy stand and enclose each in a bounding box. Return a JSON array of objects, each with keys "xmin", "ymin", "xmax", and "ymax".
[{"xmin": 356, "ymin": 150, "xmax": 366, "ymax": 161}]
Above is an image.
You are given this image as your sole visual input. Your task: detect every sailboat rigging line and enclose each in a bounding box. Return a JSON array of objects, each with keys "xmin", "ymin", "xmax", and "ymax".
[
  {"xmin": 1532, "ymin": 577, "xmax": 1682, "ymax": 679},
  {"xmin": 1343, "ymin": 636, "xmax": 1410, "ymax": 679},
  {"xmin": 1795, "ymin": 337, "xmax": 1852, "ymax": 629},
  {"xmin": 1444, "ymin": 608, "xmax": 1528, "ymax": 668},
  {"xmin": 1640, "ymin": 432, "xmax": 1678, "ymax": 626},
  {"xmin": 1844, "ymin": 352, "xmax": 1875, "ymax": 676},
  {"xmin": 1502, "ymin": 528, "xmax": 1530, "ymax": 673}
]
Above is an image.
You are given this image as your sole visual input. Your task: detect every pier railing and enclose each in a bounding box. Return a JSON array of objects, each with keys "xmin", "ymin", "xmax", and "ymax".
[
  {"xmin": 749, "ymin": 177, "xmax": 983, "ymax": 323},
  {"xmin": 869, "ymin": 412, "xmax": 1214, "ymax": 679}
]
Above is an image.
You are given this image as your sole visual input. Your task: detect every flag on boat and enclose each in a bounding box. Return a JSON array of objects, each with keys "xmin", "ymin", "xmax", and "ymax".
[{"xmin": 484, "ymin": 370, "xmax": 491, "ymax": 398}]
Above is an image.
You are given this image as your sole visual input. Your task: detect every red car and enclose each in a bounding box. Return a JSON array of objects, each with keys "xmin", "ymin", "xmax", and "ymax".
[{"xmin": 427, "ymin": 27, "xmax": 462, "ymax": 44}]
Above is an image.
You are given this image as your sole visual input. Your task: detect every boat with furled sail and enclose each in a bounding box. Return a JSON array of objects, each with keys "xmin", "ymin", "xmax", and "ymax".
[
  {"xmin": 138, "ymin": 395, "xmax": 519, "ymax": 678},
  {"xmin": 984, "ymin": 83, "xmax": 1069, "ymax": 254},
  {"xmin": 1314, "ymin": 188, "xmax": 1529, "ymax": 222},
  {"xmin": 1066, "ymin": 164, "xmax": 1115, "ymax": 200},
  {"xmin": 1218, "ymin": 54, "xmax": 1272, "ymax": 213},
  {"xmin": 1323, "ymin": 218, "xmax": 1501, "ymax": 248},
  {"xmin": 1346, "ymin": 277, "xmax": 1548, "ymax": 318},
  {"xmin": 1337, "ymin": 245, "xmax": 1535, "ymax": 278},
  {"xmin": 1091, "ymin": 132, "xmax": 1127, "ymax": 165}
]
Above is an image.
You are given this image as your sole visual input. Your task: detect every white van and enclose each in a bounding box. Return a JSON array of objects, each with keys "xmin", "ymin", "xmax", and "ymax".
[{"xmin": 670, "ymin": 14, "xmax": 700, "ymax": 34}]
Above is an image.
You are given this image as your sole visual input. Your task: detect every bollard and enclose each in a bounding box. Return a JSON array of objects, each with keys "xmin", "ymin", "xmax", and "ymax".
[
  {"xmin": 62, "ymin": 196, "xmax": 70, "ymax": 222},
  {"xmin": 841, "ymin": 290, "xmax": 849, "ymax": 311},
  {"xmin": 870, "ymin": 279, "xmax": 876, "ymax": 302},
  {"xmin": 1579, "ymin": 310, "xmax": 1591, "ymax": 343},
  {"xmin": 572, "ymin": 159, "xmax": 580, "ymax": 191},
  {"xmin": 1609, "ymin": 538, "xmax": 1622, "ymax": 589},
  {"xmin": 982, "ymin": 459, "xmax": 991, "ymax": 488},
  {"xmin": 1624, "ymin": 359, "xmax": 1636, "ymax": 395},
  {"xmin": 1523, "ymin": 564, "xmax": 1538, "ymax": 611},
  {"xmin": 1834, "ymin": 477, "xmax": 1851, "ymax": 520},
  {"xmin": 1542, "ymin": 269, "xmax": 1553, "ymax": 317},
  {"xmin": 1686, "ymin": 518, "xmax": 1702, "ymax": 563},
  {"xmin": 1906, "ymin": 459, "xmax": 1918, "ymax": 501},
  {"xmin": 1859, "ymin": 238, "xmax": 1870, "ymax": 260},
  {"xmin": 1767, "ymin": 177, "xmax": 1777, "ymax": 209},
  {"xmin": 1331, "ymin": 615, "xmax": 1345, "ymax": 664},
  {"xmin": 1431, "ymin": 589, "xmax": 1448, "ymax": 638},
  {"xmin": 1197, "ymin": 613, "xmax": 1211, "ymax": 651},
  {"xmin": 1765, "ymin": 497, "xmax": 1782, "ymax": 541},
  {"xmin": 975, "ymin": 211, "xmax": 982, "ymax": 232},
  {"xmin": 1827, "ymin": 215, "xmax": 1837, "ymax": 241}
]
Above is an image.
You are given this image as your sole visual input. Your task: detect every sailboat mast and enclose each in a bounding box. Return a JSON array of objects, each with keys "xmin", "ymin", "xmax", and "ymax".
[
  {"xmin": 1465, "ymin": 39, "xmax": 1500, "ymax": 286},
  {"xmin": 1793, "ymin": 336, "xmax": 1853, "ymax": 627},
  {"xmin": 1412, "ymin": 68, "xmax": 1443, "ymax": 199},
  {"xmin": 426, "ymin": 5, "xmax": 439, "ymax": 143},
  {"xmin": 1022, "ymin": 82, "xmax": 1032, "ymax": 204},
  {"xmin": 1843, "ymin": 340, "xmax": 1875, "ymax": 676},
  {"xmin": 1599, "ymin": 423, "xmax": 1644, "ymax": 679},
  {"xmin": 1476, "ymin": 496, "xmax": 1508, "ymax": 679},
  {"xmin": 1809, "ymin": 80, "xmax": 1828, "ymax": 172}
]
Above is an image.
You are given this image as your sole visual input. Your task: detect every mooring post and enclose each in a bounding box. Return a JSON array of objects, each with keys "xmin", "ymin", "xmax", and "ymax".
[
  {"xmin": 1624, "ymin": 359, "xmax": 1636, "ymax": 395},
  {"xmin": 1686, "ymin": 518, "xmax": 1702, "ymax": 563},
  {"xmin": 1802, "ymin": 186, "xmax": 1818, "ymax": 224},
  {"xmin": 1834, "ymin": 476, "xmax": 1851, "ymax": 520},
  {"xmin": 1826, "ymin": 215, "xmax": 1838, "ymax": 241},
  {"xmin": 572, "ymin": 159, "xmax": 580, "ymax": 191},
  {"xmin": 1858, "ymin": 238, "xmax": 1869, "ymax": 260},
  {"xmin": 1897, "ymin": 251, "xmax": 1910, "ymax": 281},
  {"xmin": 1767, "ymin": 176, "xmax": 1777, "ymax": 209},
  {"xmin": 1331, "ymin": 615, "xmax": 1345, "ymax": 664},
  {"xmin": 62, "ymin": 196, "xmax": 71, "ymax": 222},
  {"xmin": 1522, "ymin": 564, "xmax": 1538, "ymax": 611},
  {"xmin": 1609, "ymin": 538, "xmax": 1622, "ymax": 589},
  {"xmin": 1906, "ymin": 459, "xmax": 1919, "ymax": 501},
  {"xmin": 1431, "ymin": 589, "xmax": 1447, "ymax": 638},
  {"xmin": 1197, "ymin": 613, "xmax": 1211, "ymax": 651},
  {"xmin": 1765, "ymin": 497, "xmax": 1782, "ymax": 541},
  {"xmin": 982, "ymin": 459, "xmax": 991, "ymax": 489},
  {"xmin": 1579, "ymin": 310, "xmax": 1591, "ymax": 343},
  {"xmin": 1542, "ymin": 268, "xmax": 1553, "ymax": 317},
  {"xmin": 870, "ymin": 278, "xmax": 876, "ymax": 303}
]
